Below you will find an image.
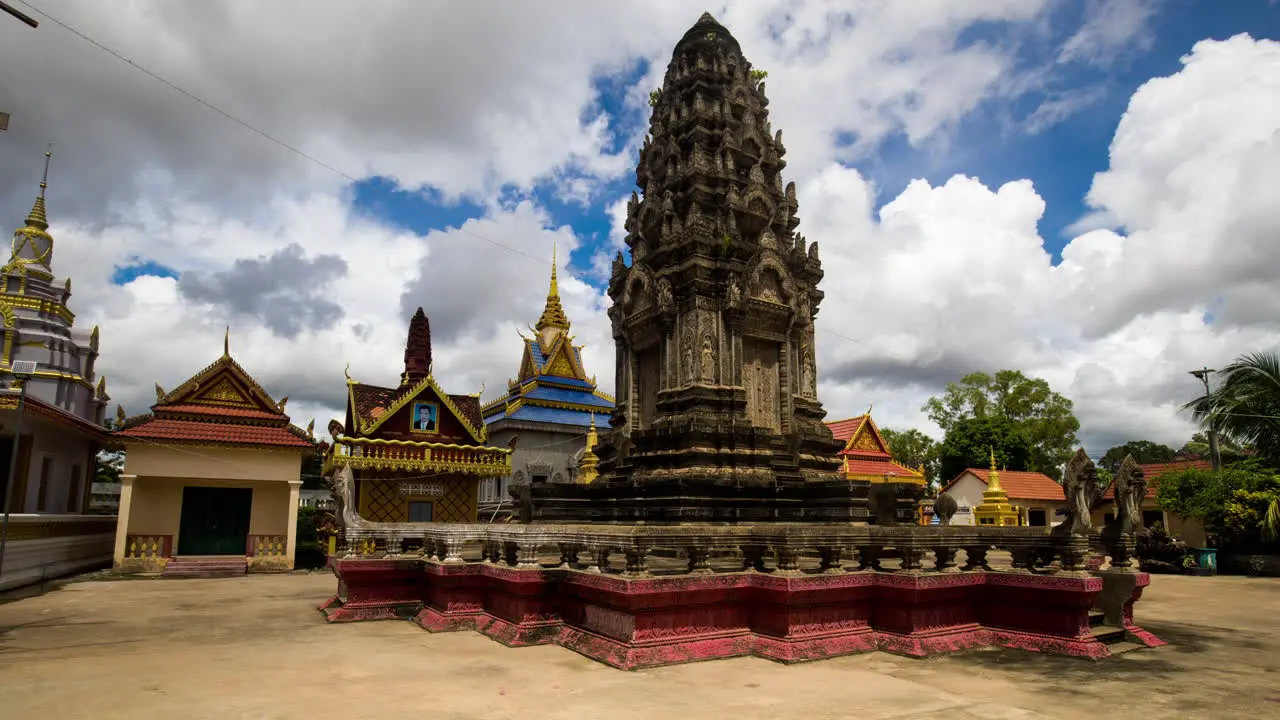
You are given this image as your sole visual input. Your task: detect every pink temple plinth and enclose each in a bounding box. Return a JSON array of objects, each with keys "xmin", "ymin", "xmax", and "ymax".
[{"xmin": 321, "ymin": 559, "xmax": 1162, "ymax": 670}]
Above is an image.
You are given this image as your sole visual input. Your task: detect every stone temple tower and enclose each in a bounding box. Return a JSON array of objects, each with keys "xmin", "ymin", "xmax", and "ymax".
[{"xmin": 528, "ymin": 13, "xmax": 859, "ymax": 523}]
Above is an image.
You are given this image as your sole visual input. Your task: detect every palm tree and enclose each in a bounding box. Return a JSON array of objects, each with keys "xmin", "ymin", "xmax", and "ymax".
[{"xmin": 1184, "ymin": 351, "xmax": 1280, "ymax": 541}]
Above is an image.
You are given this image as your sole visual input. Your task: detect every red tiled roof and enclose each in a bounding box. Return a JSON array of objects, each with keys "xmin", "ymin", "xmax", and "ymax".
[
  {"xmin": 826, "ymin": 416, "xmax": 866, "ymax": 442},
  {"xmin": 959, "ymin": 469, "xmax": 1065, "ymax": 502},
  {"xmin": 158, "ymin": 404, "xmax": 286, "ymax": 420},
  {"xmin": 351, "ymin": 383, "xmax": 397, "ymax": 424},
  {"xmin": 1102, "ymin": 460, "xmax": 1213, "ymax": 499},
  {"xmin": 116, "ymin": 418, "xmax": 314, "ymax": 448},
  {"xmin": 844, "ymin": 459, "xmax": 923, "ymax": 478},
  {"xmin": 449, "ymin": 394, "xmax": 484, "ymax": 431}
]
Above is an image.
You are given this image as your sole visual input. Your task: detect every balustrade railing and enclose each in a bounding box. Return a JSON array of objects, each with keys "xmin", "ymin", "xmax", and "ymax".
[
  {"xmin": 125, "ymin": 534, "xmax": 172, "ymax": 559},
  {"xmin": 325, "ymin": 437, "xmax": 511, "ymax": 474},
  {"xmin": 248, "ymin": 535, "xmax": 287, "ymax": 557},
  {"xmin": 333, "ymin": 523, "xmax": 1119, "ymax": 578}
]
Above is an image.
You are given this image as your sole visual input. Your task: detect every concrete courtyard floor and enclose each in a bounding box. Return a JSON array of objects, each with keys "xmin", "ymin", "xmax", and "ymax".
[{"xmin": 1, "ymin": 572, "xmax": 1277, "ymax": 719}]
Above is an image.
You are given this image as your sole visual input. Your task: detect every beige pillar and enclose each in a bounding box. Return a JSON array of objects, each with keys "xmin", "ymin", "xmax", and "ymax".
[
  {"xmin": 112, "ymin": 474, "xmax": 138, "ymax": 568},
  {"xmin": 285, "ymin": 479, "xmax": 302, "ymax": 569}
]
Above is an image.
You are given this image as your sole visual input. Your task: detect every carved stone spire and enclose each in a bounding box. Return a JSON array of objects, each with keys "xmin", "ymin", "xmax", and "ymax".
[{"xmin": 402, "ymin": 307, "xmax": 432, "ymax": 387}]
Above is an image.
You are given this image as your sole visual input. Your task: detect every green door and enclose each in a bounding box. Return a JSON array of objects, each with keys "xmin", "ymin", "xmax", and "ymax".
[{"xmin": 177, "ymin": 486, "xmax": 253, "ymax": 556}]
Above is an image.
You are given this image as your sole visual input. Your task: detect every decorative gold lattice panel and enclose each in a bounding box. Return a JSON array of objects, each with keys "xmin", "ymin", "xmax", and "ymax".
[{"xmin": 358, "ymin": 476, "xmax": 478, "ymax": 523}]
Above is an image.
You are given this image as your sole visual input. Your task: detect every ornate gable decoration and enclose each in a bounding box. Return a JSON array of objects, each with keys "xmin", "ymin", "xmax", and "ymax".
[
  {"xmin": 356, "ymin": 373, "xmax": 487, "ymax": 444},
  {"xmin": 157, "ymin": 353, "xmax": 283, "ymax": 415},
  {"xmin": 843, "ymin": 414, "xmax": 890, "ymax": 456}
]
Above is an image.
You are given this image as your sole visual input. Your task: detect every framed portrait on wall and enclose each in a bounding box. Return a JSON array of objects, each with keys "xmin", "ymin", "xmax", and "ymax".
[{"xmin": 410, "ymin": 401, "xmax": 439, "ymax": 434}]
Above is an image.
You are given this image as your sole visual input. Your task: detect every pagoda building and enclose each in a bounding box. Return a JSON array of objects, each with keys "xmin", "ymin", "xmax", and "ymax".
[
  {"xmin": 0, "ymin": 150, "xmax": 111, "ymax": 518},
  {"xmin": 479, "ymin": 249, "xmax": 614, "ymax": 518},
  {"xmin": 825, "ymin": 412, "xmax": 926, "ymax": 486},
  {"xmin": 531, "ymin": 13, "xmax": 855, "ymax": 523},
  {"xmin": 112, "ymin": 332, "xmax": 315, "ymax": 575},
  {"xmin": 325, "ymin": 308, "xmax": 512, "ymax": 523}
]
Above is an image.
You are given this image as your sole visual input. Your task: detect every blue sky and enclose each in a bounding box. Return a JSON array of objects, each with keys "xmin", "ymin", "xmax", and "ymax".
[{"xmin": 108, "ymin": 2, "xmax": 1279, "ymax": 285}]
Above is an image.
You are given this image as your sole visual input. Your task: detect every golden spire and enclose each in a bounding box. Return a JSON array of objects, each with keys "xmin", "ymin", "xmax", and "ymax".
[
  {"xmin": 580, "ymin": 412, "xmax": 600, "ymax": 484},
  {"xmin": 23, "ymin": 146, "xmax": 52, "ymax": 231},
  {"xmin": 987, "ymin": 447, "xmax": 1003, "ymax": 491},
  {"xmin": 535, "ymin": 243, "xmax": 571, "ymax": 332}
]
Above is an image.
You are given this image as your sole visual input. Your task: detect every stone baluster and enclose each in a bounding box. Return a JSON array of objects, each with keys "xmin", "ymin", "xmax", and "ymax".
[
  {"xmin": 440, "ymin": 538, "xmax": 465, "ymax": 564},
  {"xmin": 558, "ymin": 542, "xmax": 581, "ymax": 568},
  {"xmin": 686, "ymin": 545, "xmax": 712, "ymax": 574},
  {"xmin": 1057, "ymin": 534, "xmax": 1091, "ymax": 573},
  {"xmin": 818, "ymin": 546, "xmax": 844, "ymax": 574},
  {"xmin": 1007, "ymin": 544, "xmax": 1037, "ymax": 573},
  {"xmin": 502, "ymin": 541, "xmax": 519, "ymax": 567},
  {"xmin": 741, "ymin": 544, "xmax": 767, "ymax": 572},
  {"xmin": 515, "ymin": 540, "xmax": 541, "ymax": 569},
  {"xmin": 933, "ymin": 545, "xmax": 959, "ymax": 573},
  {"xmin": 584, "ymin": 545, "xmax": 611, "ymax": 573},
  {"xmin": 1104, "ymin": 530, "xmax": 1137, "ymax": 571},
  {"xmin": 899, "ymin": 545, "xmax": 927, "ymax": 573},
  {"xmin": 774, "ymin": 543, "xmax": 802, "ymax": 575},
  {"xmin": 623, "ymin": 544, "xmax": 649, "ymax": 577},
  {"xmin": 962, "ymin": 544, "xmax": 990, "ymax": 571},
  {"xmin": 856, "ymin": 544, "xmax": 883, "ymax": 571}
]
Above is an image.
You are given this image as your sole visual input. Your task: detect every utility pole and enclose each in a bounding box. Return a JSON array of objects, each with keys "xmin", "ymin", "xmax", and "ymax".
[
  {"xmin": 1189, "ymin": 367, "xmax": 1223, "ymax": 472},
  {"xmin": 0, "ymin": 1, "xmax": 38, "ymax": 28}
]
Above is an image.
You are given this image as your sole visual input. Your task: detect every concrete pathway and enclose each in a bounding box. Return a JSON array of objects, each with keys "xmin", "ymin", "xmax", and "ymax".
[{"xmin": 1, "ymin": 572, "xmax": 1276, "ymax": 719}]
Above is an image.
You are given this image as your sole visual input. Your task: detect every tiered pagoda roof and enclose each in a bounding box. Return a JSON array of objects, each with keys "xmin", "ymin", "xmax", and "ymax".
[
  {"xmin": 825, "ymin": 413, "xmax": 926, "ymax": 485},
  {"xmin": 115, "ymin": 330, "xmax": 314, "ymax": 449},
  {"xmin": 482, "ymin": 248, "xmax": 614, "ymax": 430}
]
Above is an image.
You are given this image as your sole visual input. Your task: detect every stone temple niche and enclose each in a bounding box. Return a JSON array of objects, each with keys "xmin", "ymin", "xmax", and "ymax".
[{"xmin": 526, "ymin": 12, "xmax": 870, "ymax": 524}]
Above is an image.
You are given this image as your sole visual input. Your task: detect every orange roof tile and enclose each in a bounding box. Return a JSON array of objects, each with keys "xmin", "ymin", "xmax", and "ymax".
[
  {"xmin": 826, "ymin": 416, "xmax": 866, "ymax": 442},
  {"xmin": 1102, "ymin": 460, "xmax": 1212, "ymax": 499},
  {"xmin": 158, "ymin": 404, "xmax": 286, "ymax": 420},
  {"xmin": 843, "ymin": 459, "xmax": 923, "ymax": 478},
  {"xmin": 116, "ymin": 418, "xmax": 313, "ymax": 448},
  {"xmin": 959, "ymin": 469, "xmax": 1065, "ymax": 502}
]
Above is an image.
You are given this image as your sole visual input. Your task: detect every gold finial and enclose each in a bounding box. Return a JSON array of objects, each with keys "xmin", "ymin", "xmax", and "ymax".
[
  {"xmin": 305, "ymin": 418, "xmax": 315, "ymax": 438},
  {"xmin": 154, "ymin": 382, "xmax": 166, "ymax": 403},
  {"xmin": 96, "ymin": 375, "xmax": 106, "ymax": 397},
  {"xmin": 278, "ymin": 395, "xmax": 289, "ymax": 412},
  {"xmin": 535, "ymin": 245, "xmax": 571, "ymax": 332},
  {"xmin": 64, "ymin": 276, "xmax": 71, "ymax": 293},
  {"xmin": 988, "ymin": 447, "xmax": 1003, "ymax": 492},
  {"xmin": 115, "ymin": 404, "xmax": 126, "ymax": 426},
  {"xmin": 865, "ymin": 402, "xmax": 873, "ymax": 417},
  {"xmin": 343, "ymin": 362, "xmax": 354, "ymax": 384},
  {"xmin": 22, "ymin": 146, "xmax": 52, "ymax": 231},
  {"xmin": 223, "ymin": 326, "xmax": 230, "ymax": 357}
]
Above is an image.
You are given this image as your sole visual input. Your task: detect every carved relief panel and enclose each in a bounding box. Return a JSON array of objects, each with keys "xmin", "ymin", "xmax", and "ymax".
[{"xmin": 742, "ymin": 338, "xmax": 780, "ymax": 431}]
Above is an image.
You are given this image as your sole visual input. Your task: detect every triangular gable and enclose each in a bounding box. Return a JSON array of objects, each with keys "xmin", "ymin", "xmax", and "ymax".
[
  {"xmin": 539, "ymin": 333, "xmax": 586, "ymax": 380},
  {"xmin": 842, "ymin": 414, "xmax": 890, "ymax": 456},
  {"xmin": 158, "ymin": 355, "xmax": 282, "ymax": 414},
  {"xmin": 359, "ymin": 374, "xmax": 487, "ymax": 443},
  {"xmin": 518, "ymin": 339, "xmax": 540, "ymax": 382}
]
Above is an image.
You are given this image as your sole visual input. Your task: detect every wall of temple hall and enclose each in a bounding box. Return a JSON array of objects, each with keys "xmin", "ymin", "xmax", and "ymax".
[
  {"xmin": 120, "ymin": 476, "xmax": 293, "ymax": 550},
  {"xmin": 122, "ymin": 444, "xmax": 303, "ymax": 483},
  {"xmin": 0, "ymin": 412, "xmax": 96, "ymax": 514},
  {"xmin": 480, "ymin": 426, "xmax": 585, "ymax": 512}
]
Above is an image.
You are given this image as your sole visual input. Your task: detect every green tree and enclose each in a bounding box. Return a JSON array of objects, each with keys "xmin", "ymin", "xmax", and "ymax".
[
  {"xmin": 879, "ymin": 427, "xmax": 940, "ymax": 487},
  {"xmin": 95, "ymin": 450, "xmax": 124, "ymax": 483},
  {"xmin": 1155, "ymin": 459, "xmax": 1280, "ymax": 549},
  {"xmin": 923, "ymin": 369, "xmax": 1079, "ymax": 480},
  {"xmin": 1178, "ymin": 431, "xmax": 1252, "ymax": 463},
  {"xmin": 300, "ymin": 447, "xmax": 325, "ymax": 490},
  {"xmin": 937, "ymin": 416, "xmax": 1033, "ymax": 485},
  {"xmin": 1183, "ymin": 351, "xmax": 1280, "ymax": 540},
  {"xmin": 1100, "ymin": 441, "xmax": 1176, "ymax": 472}
]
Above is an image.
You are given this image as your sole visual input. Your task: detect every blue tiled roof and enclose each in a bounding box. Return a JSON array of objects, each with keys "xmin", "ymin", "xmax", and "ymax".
[
  {"xmin": 528, "ymin": 340, "xmax": 546, "ymax": 366},
  {"xmin": 537, "ymin": 376, "xmax": 595, "ymax": 389},
  {"xmin": 524, "ymin": 385, "xmax": 612, "ymax": 407},
  {"xmin": 498, "ymin": 405, "xmax": 599, "ymax": 427}
]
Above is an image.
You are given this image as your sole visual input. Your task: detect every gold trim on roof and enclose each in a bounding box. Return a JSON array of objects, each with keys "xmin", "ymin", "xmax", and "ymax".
[{"xmin": 355, "ymin": 373, "xmax": 488, "ymax": 444}]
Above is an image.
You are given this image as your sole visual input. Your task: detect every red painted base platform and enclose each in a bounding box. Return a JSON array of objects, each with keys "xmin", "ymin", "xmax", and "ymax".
[{"xmin": 320, "ymin": 560, "xmax": 1163, "ymax": 670}]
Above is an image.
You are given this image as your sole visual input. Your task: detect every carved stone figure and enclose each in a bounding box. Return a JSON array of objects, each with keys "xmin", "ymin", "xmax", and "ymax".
[
  {"xmin": 701, "ymin": 334, "xmax": 715, "ymax": 382},
  {"xmin": 682, "ymin": 331, "xmax": 695, "ymax": 384},
  {"xmin": 1060, "ymin": 448, "xmax": 1102, "ymax": 536},
  {"xmin": 801, "ymin": 350, "xmax": 815, "ymax": 397},
  {"xmin": 656, "ymin": 278, "xmax": 674, "ymax": 315},
  {"xmin": 1112, "ymin": 454, "xmax": 1148, "ymax": 534},
  {"xmin": 726, "ymin": 277, "xmax": 742, "ymax": 309}
]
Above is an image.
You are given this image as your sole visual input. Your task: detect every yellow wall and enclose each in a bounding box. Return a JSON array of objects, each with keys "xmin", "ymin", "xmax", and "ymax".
[
  {"xmin": 122, "ymin": 443, "xmax": 304, "ymax": 483},
  {"xmin": 126, "ymin": 477, "xmax": 293, "ymax": 548}
]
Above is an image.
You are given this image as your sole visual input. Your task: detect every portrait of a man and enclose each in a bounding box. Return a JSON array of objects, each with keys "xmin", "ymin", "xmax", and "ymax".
[{"xmin": 411, "ymin": 402, "xmax": 438, "ymax": 433}]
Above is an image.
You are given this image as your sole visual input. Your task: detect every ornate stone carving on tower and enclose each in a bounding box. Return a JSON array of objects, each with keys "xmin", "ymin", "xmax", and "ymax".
[{"xmin": 528, "ymin": 13, "xmax": 857, "ymax": 523}]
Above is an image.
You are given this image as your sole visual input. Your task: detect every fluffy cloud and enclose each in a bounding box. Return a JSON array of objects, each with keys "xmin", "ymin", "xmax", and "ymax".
[{"xmin": 4, "ymin": 3, "xmax": 1276, "ymax": 461}]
